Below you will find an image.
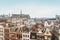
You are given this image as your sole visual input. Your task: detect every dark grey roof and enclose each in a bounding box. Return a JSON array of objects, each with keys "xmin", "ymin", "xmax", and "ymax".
[
  {"xmin": 32, "ymin": 18, "xmax": 56, "ymax": 22},
  {"xmin": 11, "ymin": 14, "xmax": 30, "ymax": 19},
  {"xmin": 11, "ymin": 14, "xmax": 20, "ymax": 18}
]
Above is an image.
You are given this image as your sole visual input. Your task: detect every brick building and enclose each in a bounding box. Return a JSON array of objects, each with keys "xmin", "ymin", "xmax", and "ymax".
[
  {"xmin": 9, "ymin": 32, "xmax": 18, "ymax": 40},
  {"xmin": 4, "ymin": 28, "xmax": 10, "ymax": 40}
]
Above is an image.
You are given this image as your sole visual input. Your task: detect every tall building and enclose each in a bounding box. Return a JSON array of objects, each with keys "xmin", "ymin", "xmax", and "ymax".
[{"xmin": 0, "ymin": 25, "xmax": 4, "ymax": 40}]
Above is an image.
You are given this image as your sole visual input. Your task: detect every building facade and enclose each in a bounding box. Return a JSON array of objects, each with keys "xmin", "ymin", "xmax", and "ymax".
[{"xmin": 0, "ymin": 25, "xmax": 4, "ymax": 40}]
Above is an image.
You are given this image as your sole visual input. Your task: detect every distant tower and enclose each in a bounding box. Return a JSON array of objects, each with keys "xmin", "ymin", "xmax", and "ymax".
[
  {"xmin": 20, "ymin": 10, "xmax": 22, "ymax": 14},
  {"xmin": 9, "ymin": 12, "xmax": 10, "ymax": 17},
  {"xmin": 20, "ymin": 10, "xmax": 22, "ymax": 18},
  {"xmin": 2, "ymin": 13, "xmax": 4, "ymax": 17}
]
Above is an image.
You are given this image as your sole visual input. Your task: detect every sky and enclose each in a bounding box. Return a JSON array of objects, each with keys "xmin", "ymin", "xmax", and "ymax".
[{"xmin": 0, "ymin": 0, "xmax": 60, "ymax": 18}]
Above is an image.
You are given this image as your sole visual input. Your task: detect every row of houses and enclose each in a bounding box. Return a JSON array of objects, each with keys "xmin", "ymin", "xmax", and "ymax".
[{"xmin": 0, "ymin": 25, "xmax": 52, "ymax": 40}]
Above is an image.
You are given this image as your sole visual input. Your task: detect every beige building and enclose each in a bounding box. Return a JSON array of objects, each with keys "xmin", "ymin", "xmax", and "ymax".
[
  {"xmin": 44, "ymin": 28, "xmax": 52, "ymax": 40},
  {"xmin": 0, "ymin": 25, "xmax": 4, "ymax": 40}
]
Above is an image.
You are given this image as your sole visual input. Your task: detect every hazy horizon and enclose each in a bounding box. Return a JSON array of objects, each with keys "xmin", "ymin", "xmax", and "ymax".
[{"xmin": 0, "ymin": 0, "xmax": 60, "ymax": 18}]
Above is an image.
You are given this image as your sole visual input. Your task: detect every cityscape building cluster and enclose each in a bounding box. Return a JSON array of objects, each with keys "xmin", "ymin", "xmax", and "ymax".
[{"xmin": 0, "ymin": 14, "xmax": 60, "ymax": 40}]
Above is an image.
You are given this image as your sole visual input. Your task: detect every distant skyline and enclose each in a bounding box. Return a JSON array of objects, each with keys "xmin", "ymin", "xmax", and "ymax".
[{"xmin": 0, "ymin": 0, "xmax": 60, "ymax": 18}]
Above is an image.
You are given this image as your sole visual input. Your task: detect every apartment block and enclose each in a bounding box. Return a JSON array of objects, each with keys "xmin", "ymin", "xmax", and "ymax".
[
  {"xmin": 4, "ymin": 28, "xmax": 10, "ymax": 40},
  {"xmin": 22, "ymin": 32, "xmax": 30, "ymax": 40},
  {"xmin": 0, "ymin": 25, "xmax": 4, "ymax": 40}
]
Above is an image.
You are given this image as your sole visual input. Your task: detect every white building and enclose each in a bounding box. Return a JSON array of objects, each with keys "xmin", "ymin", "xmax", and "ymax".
[
  {"xmin": 22, "ymin": 32, "xmax": 30, "ymax": 40},
  {"xmin": 44, "ymin": 28, "xmax": 52, "ymax": 40}
]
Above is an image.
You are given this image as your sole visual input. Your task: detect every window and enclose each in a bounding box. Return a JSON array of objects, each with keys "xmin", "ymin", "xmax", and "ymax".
[
  {"xmin": 0, "ymin": 29, "xmax": 3, "ymax": 32},
  {"xmin": 0, "ymin": 34, "xmax": 3, "ymax": 36},
  {"xmin": 0, "ymin": 38, "xmax": 3, "ymax": 40}
]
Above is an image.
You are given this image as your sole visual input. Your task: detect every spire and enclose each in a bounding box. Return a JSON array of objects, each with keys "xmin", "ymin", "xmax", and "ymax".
[
  {"xmin": 20, "ymin": 10, "xmax": 22, "ymax": 18},
  {"xmin": 2, "ymin": 13, "xmax": 4, "ymax": 17},
  {"xmin": 9, "ymin": 12, "xmax": 10, "ymax": 17},
  {"xmin": 20, "ymin": 10, "xmax": 22, "ymax": 14}
]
